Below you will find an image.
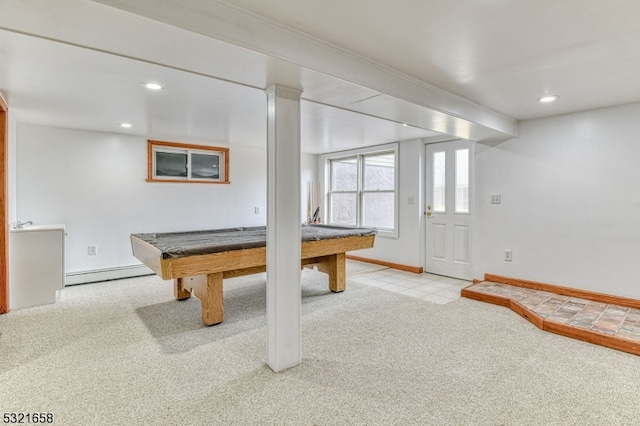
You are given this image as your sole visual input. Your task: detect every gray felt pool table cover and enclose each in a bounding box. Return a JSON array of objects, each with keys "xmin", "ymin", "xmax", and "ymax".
[{"xmin": 132, "ymin": 224, "xmax": 377, "ymax": 259}]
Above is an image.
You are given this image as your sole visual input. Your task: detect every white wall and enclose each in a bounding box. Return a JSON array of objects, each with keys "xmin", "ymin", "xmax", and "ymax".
[
  {"xmin": 7, "ymin": 111, "xmax": 17, "ymax": 223},
  {"xmin": 16, "ymin": 123, "xmax": 318, "ymax": 274},
  {"xmin": 301, "ymin": 153, "xmax": 318, "ymax": 220},
  {"xmin": 19, "ymin": 100, "xmax": 640, "ymax": 299},
  {"xmin": 474, "ymin": 102, "xmax": 640, "ymax": 298}
]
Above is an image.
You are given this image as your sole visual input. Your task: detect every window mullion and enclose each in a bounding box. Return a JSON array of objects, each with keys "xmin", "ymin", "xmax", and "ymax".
[{"xmin": 186, "ymin": 150, "xmax": 192, "ymax": 180}]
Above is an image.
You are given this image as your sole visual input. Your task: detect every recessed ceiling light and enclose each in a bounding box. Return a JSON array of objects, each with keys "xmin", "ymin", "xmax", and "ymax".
[
  {"xmin": 142, "ymin": 81, "xmax": 164, "ymax": 90},
  {"xmin": 119, "ymin": 123, "xmax": 132, "ymax": 128},
  {"xmin": 538, "ymin": 95, "xmax": 558, "ymax": 103},
  {"xmin": 402, "ymin": 123, "xmax": 408, "ymax": 127}
]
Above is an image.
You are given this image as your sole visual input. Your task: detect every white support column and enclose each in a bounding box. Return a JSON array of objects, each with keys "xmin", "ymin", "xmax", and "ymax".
[{"xmin": 265, "ymin": 84, "xmax": 302, "ymax": 372}]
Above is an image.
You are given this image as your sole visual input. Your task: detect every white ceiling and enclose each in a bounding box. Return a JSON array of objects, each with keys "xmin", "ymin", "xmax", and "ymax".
[
  {"xmin": 1, "ymin": 0, "xmax": 639, "ymax": 153},
  {"xmin": 226, "ymin": 0, "xmax": 640, "ymax": 121}
]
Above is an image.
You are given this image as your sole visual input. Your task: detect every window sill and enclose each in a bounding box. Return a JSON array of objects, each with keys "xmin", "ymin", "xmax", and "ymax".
[{"xmin": 375, "ymin": 229, "xmax": 398, "ymax": 239}]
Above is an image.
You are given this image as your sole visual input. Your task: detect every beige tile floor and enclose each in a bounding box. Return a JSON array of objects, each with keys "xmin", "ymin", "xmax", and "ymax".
[{"xmin": 346, "ymin": 260, "xmax": 469, "ymax": 304}]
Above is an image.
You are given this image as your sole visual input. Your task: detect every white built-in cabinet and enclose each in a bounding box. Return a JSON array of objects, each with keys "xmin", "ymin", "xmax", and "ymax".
[{"xmin": 9, "ymin": 225, "xmax": 65, "ymax": 310}]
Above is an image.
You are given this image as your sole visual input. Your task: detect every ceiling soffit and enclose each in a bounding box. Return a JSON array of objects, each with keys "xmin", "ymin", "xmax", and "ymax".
[{"xmin": 86, "ymin": 0, "xmax": 518, "ymax": 141}]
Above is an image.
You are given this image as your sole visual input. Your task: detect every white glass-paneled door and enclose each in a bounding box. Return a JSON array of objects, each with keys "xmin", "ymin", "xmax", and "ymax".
[{"xmin": 424, "ymin": 140, "xmax": 474, "ymax": 280}]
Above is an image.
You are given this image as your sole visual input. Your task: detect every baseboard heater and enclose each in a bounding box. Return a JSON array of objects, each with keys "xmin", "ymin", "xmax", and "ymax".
[{"xmin": 65, "ymin": 264, "xmax": 155, "ymax": 286}]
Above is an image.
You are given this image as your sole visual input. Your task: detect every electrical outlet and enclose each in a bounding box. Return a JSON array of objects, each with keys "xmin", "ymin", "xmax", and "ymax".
[
  {"xmin": 504, "ymin": 250, "xmax": 512, "ymax": 262},
  {"xmin": 407, "ymin": 196, "xmax": 414, "ymax": 204},
  {"xmin": 491, "ymin": 194, "xmax": 502, "ymax": 204},
  {"xmin": 88, "ymin": 245, "xmax": 97, "ymax": 256},
  {"xmin": 254, "ymin": 207, "xmax": 260, "ymax": 214}
]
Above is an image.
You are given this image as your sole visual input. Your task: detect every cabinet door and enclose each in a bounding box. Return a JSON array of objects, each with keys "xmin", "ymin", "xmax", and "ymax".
[{"xmin": 10, "ymin": 229, "xmax": 65, "ymax": 309}]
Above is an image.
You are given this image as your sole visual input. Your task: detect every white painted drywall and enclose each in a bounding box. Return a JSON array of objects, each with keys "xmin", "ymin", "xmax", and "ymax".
[
  {"xmin": 474, "ymin": 102, "xmax": 640, "ymax": 298},
  {"xmin": 21, "ymin": 101, "xmax": 640, "ymax": 298},
  {"xmin": 15, "ymin": 123, "xmax": 317, "ymax": 274},
  {"xmin": 301, "ymin": 153, "xmax": 317, "ymax": 220},
  {"xmin": 7, "ymin": 111, "xmax": 17, "ymax": 223}
]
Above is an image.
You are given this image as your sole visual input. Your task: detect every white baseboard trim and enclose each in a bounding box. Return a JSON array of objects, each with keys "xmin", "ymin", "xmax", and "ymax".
[{"xmin": 65, "ymin": 264, "xmax": 155, "ymax": 286}]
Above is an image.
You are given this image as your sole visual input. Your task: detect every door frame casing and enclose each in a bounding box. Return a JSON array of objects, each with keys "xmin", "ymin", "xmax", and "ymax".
[{"xmin": 0, "ymin": 92, "xmax": 8, "ymax": 314}]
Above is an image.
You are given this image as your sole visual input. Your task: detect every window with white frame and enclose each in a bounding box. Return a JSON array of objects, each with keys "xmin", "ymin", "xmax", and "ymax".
[
  {"xmin": 327, "ymin": 146, "xmax": 397, "ymax": 233},
  {"xmin": 147, "ymin": 140, "xmax": 229, "ymax": 184}
]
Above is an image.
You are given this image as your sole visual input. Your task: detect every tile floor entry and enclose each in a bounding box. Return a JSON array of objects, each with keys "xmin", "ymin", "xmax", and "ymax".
[{"xmin": 346, "ymin": 260, "xmax": 467, "ymax": 305}]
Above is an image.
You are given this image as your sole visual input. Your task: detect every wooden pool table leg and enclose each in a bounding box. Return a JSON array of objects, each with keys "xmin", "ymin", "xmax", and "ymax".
[
  {"xmin": 174, "ymin": 278, "xmax": 191, "ymax": 300},
  {"xmin": 330, "ymin": 252, "xmax": 347, "ymax": 292},
  {"xmin": 196, "ymin": 273, "xmax": 224, "ymax": 326},
  {"xmin": 175, "ymin": 273, "xmax": 224, "ymax": 325},
  {"xmin": 314, "ymin": 252, "xmax": 346, "ymax": 293}
]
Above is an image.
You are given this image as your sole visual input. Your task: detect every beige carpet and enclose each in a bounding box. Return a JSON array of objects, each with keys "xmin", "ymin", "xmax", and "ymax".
[{"xmin": 1, "ymin": 264, "xmax": 640, "ymax": 425}]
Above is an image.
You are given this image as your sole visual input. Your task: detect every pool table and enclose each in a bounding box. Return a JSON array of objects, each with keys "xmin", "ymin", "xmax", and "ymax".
[{"xmin": 130, "ymin": 225, "xmax": 376, "ymax": 325}]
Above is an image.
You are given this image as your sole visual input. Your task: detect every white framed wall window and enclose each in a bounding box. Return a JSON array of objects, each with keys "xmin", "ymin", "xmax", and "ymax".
[{"xmin": 325, "ymin": 143, "xmax": 398, "ymax": 237}]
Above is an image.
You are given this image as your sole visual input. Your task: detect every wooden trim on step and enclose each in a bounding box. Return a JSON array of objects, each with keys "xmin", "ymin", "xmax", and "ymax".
[
  {"xmin": 510, "ymin": 300, "xmax": 545, "ymax": 330},
  {"xmin": 462, "ymin": 286, "xmax": 546, "ymax": 328},
  {"xmin": 484, "ymin": 274, "xmax": 640, "ymax": 310},
  {"xmin": 543, "ymin": 320, "xmax": 640, "ymax": 356},
  {"xmin": 345, "ymin": 255, "xmax": 423, "ymax": 274},
  {"xmin": 461, "ymin": 287, "xmax": 510, "ymax": 308}
]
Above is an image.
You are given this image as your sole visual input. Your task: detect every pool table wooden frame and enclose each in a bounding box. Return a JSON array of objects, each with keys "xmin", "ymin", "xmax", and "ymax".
[{"xmin": 131, "ymin": 233, "xmax": 375, "ymax": 325}]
